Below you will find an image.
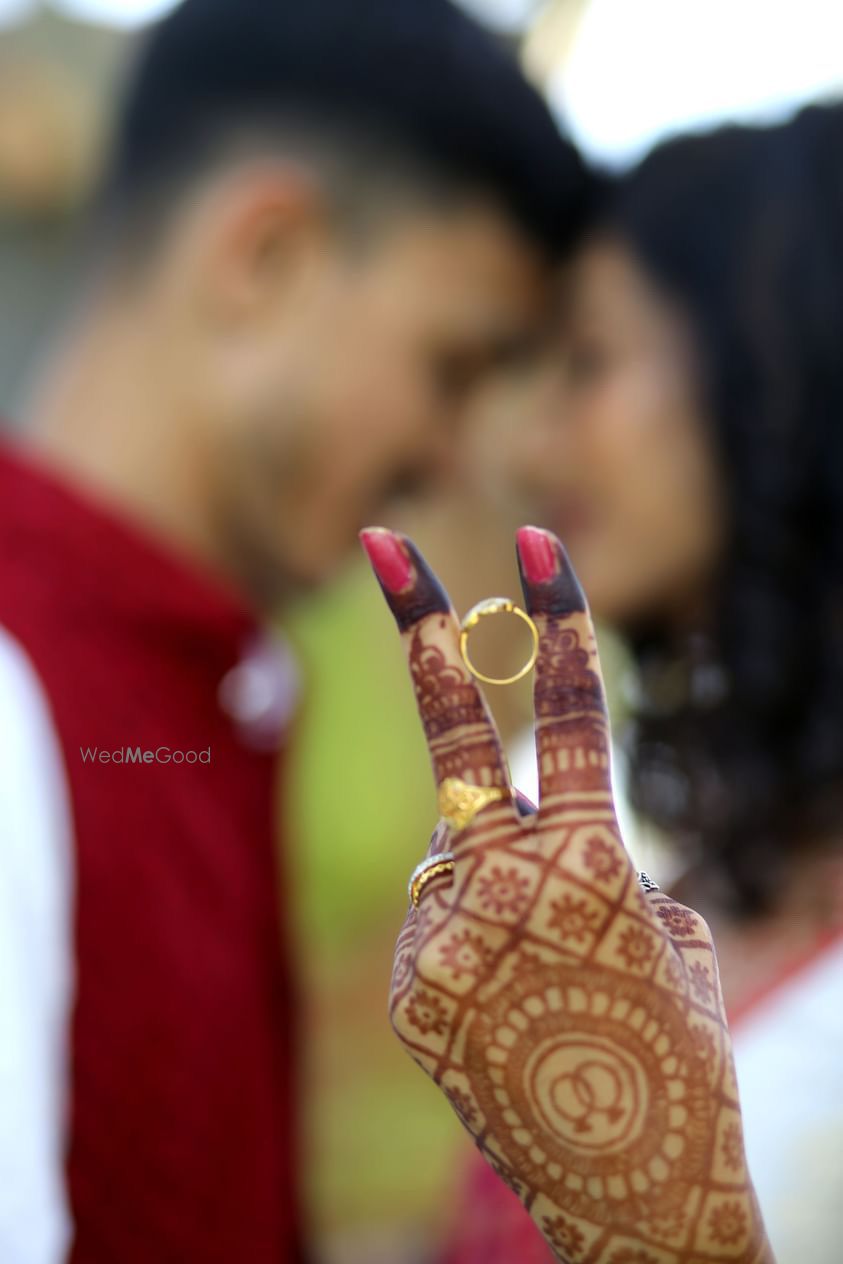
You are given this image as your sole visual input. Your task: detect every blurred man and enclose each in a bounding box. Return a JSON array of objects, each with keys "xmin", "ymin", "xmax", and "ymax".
[{"xmin": 0, "ymin": 0, "xmax": 587, "ymax": 1260}]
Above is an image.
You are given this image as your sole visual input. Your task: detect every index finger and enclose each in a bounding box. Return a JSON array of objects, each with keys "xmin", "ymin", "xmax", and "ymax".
[{"xmin": 360, "ymin": 528, "xmax": 515, "ymax": 815}]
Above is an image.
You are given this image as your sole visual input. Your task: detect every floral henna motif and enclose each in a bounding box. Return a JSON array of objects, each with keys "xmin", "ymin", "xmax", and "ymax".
[
  {"xmin": 688, "ymin": 961, "xmax": 714, "ymax": 1005},
  {"xmin": 641, "ymin": 1205, "xmax": 687, "ymax": 1240},
  {"xmin": 615, "ymin": 926, "xmax": 658, "ymax": 972},
  {"xmin": 438, "ymin": 929, "xmax": 495, "ymax": 980},
  {"xmin": 721, "ymin": 1121, "xmax": 744, "ymax": 1171},
  {"xmin": 475, "ymin": 866, "xmax": 531, "ymax": 917},
  {"xmin": 542, "ymin": 1212, "xmax": 586, "ymax": 1259},
  {"xmin": 708, "ymin": 1199, "xmax": 749, "ymax": 1245},
  {"xmin": 547, "ymin": 894, "xmax": 601, "ymax": 944},
  {"xmin": 404, "ymin": 988, "xmax": 449, "ymax": 1036},
  {"xmin": 656, "ymin": 903, "xmax": 699, "ymax": 938},
  {"xmin": 582, "ymin": 834, "xmax": 623, "ymax": 883}
]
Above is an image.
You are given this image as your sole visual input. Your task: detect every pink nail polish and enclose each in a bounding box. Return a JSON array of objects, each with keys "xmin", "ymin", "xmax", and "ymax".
[
  {"xmin": 359, "ymin": 529, "xmax": 413, "ymax": 593},
  {"xmin": 517, "ymin": 526, "xmax": 558, "ymax": 584}
]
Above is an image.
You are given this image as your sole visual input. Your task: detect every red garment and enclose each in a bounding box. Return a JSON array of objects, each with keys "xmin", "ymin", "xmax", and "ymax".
[
  {"xmin": 0, "ymin": 442, "xmax": 305, "ymax": 1262},
  {"xmin": 439, "ymin": 1154, "xmax": 552, "ymax": 1264}
]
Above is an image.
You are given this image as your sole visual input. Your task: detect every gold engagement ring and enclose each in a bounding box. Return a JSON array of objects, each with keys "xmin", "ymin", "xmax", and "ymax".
[{"xmin": 458, "ymin": 597, "xmax": 539, "ymax": 686}]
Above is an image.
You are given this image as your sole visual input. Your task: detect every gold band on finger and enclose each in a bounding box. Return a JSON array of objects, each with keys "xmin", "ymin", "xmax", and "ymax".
[
  {"xmin": 437, "ymin": 776, "xmax": 511, "ymax": 833},
  {"xmin": 458, "ymin": 597, "xmax": 539, "ymax": 686},
  {"xmin": 408, "ymin": 853, "xmax": 455, "ymax": 908}
]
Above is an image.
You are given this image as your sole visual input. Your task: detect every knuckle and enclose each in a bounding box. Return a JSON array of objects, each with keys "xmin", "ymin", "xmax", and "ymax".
[{"xmin": 652, "ymin": 895, "xmax": 712, "ymax": 943}]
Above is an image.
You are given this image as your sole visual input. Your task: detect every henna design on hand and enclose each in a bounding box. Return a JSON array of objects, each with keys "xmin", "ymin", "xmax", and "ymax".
[{"xmin": 362, "ymin": 527, "xmax": 775, "ymax": 1264}]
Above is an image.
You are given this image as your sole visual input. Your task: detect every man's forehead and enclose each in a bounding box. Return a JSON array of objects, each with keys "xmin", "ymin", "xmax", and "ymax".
[{"xmin": 373, "ymin": 200, "xmax": 550, "ymax": 279}]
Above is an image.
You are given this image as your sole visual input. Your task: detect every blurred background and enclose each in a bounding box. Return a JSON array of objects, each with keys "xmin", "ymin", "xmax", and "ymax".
[{"xmin": 2, "ymin": 2, "xmax": 842, "ymax": 1261}]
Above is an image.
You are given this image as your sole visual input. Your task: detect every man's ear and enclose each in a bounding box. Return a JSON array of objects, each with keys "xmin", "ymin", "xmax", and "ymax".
[{"xmin": 188, "ymin": 163, "xmax": 327, "ymax": 326}]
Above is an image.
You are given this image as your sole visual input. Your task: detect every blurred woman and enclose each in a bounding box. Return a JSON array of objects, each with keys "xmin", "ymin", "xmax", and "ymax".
[{"xmin": 444, "ymin": 101, "xmax": 843, "ymax": 1264}]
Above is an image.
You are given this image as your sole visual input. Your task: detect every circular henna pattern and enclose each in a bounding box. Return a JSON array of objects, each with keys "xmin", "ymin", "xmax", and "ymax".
[
  {"xmin": 526, "ymin": 1033, "xmax": 647, "ymax": 1152},
  {"xmin": 468, "ymin": 962, "xmax": 711, "ymax": 1225}
]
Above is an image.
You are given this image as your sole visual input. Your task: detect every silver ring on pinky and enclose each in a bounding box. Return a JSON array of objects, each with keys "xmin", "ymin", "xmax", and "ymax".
[
  {"xmin": 636, "ymin": 869, "xmax": 660, "ymax": 893},
  {"xmin": 408, "ymin": 852, "xmax": 456, "ymax": 908}
]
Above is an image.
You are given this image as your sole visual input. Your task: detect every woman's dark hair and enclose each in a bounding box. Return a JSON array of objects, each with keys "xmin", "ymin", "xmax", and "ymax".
[{"xmin": 601, "ymin": 102, "xmax": 843, "ymax": 914}]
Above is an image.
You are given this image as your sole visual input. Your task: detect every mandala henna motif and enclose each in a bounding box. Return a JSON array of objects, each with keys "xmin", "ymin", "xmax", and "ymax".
[{"xmin": 466, "ymin": 962, "xmax": 711, "ymax": 1227}]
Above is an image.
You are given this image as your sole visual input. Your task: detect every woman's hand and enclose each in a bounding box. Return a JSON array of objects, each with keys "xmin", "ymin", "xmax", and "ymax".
[{"xmin": 362, "ymin": 525, "xmax": 774, "ymax": 1264}]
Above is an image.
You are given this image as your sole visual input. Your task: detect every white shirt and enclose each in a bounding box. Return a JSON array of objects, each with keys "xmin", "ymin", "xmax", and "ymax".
[
  {"xmin": 733, "ymin": 935, "xmax": 843, "ymax": 1264},
  {"xmin": 0, "ymin": 625, "xmax": 73, "ymax": 1263}
]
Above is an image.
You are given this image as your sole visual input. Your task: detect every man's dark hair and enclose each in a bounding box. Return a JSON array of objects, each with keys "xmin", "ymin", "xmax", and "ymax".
[{"xmin": 99, "ymin": 0, "xmax": 588, "ymax": 258}]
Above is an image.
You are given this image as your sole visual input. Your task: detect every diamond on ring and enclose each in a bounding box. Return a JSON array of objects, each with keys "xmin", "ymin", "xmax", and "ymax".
[{"xmin": 458, "ymin": 597, "xmax": 539, "ymax": 687}]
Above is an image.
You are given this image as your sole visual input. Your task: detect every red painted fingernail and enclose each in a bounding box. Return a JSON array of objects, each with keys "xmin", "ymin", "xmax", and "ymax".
[
  {"xmin": 517, "ymin": 526, "xmax": 558, "ymax": 584},
  {"xmin": 360, "ymin": 528, "xmax": 413, "ymax": 593}
]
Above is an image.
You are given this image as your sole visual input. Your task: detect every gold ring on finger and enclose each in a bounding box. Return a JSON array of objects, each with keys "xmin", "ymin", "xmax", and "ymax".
[
  {"xmin": 437, "ymin": 776, "xmax": 512, "ymax": 833},
  {"xmin": 408, "ymin": 852, "xmax": 455, "ymax": 908},
  {"xmin": 458, "ymin": 597, "xmax": 539, "ymax": 687}
]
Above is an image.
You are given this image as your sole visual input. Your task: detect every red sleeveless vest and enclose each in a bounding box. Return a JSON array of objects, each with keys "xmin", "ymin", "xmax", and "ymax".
[{"xmin": 0, "ymin": 441, "xmax": 305, "ymax": 1262}]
